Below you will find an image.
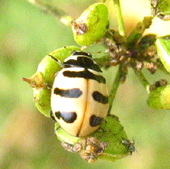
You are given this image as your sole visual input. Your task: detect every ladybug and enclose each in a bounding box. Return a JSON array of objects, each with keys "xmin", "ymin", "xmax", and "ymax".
[{"xmin": 50, "ymin": 51, "xmax": 109, "ymax": 137}]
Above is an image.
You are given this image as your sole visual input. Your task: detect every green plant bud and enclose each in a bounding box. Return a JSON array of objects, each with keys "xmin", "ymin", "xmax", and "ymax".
[
  {"xmin": 138, "ymin": 34, "xmax": 157, "ymax": 50},
  {"xmin": 151, "ymin": 0, "xmax": 170, "ymax": 21},
  {"xmin": 37, "ymin": 46, "xmax": 80, "ymax": 86},
  {"xmin": 55, "ymin": 115, "xmax": 134, "ymax": 163},
  {"xmin": 148, "ymin": 84, "xmax": 170, "ymax": 109},
  {"xmin": 55, "ymin": 123, "xmax": 81, "ymax": 145},
  {"xmin": 127, "ymin": 17, "xmax": 153, "ymax": 47},
  {"xmin": 23, "ymin": 72, "xmax": 45, "ymax": 89},
  {"xmin": 23, "ymin": 46, "xmax": 80, "ymax": 117},
  {"xmin": 23, "ymin": 72, "xmax": 51, "ymax": 117},
  {"xmin": 33, "ymin": 86, "xmax": 51, "ymax": 117},
  {"xmin": 71, "ymin": 3, "xmax": 108, "ymax": 46},
  {"xmin": 155, "ymin": 36, "xmax": 170, "ymax": 73}
]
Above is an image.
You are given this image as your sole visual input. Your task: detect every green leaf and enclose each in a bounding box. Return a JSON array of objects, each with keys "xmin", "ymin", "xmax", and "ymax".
[{"xmin": 55, "ymin": 115, "xmax": 134, "ymax": 163}]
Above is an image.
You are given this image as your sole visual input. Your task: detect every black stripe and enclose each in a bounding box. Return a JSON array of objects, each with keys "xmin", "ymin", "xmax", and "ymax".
[
  {"xmin": 63, "ymin": 69, "xmax": 106, "ymax": 84},
  {"xmin": 64, "ymin": 56, "xmax": 102, "ymax": 72},
  {"xmin": 54, "ymin": 88, "xmax": 82, "ymax": 98},
  {"xmin": 92, "ymin": 91, "xmax": 108, "ymax": 104},
  {"xmin": 55, "ymin": 111, "xmax": 77, "ymax": 123},
  {"xmin": 90, "ymin": 115, "xmax": 103, "ymax": 127}
]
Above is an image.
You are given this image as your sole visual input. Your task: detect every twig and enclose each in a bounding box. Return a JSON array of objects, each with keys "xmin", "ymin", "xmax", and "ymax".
[
  {"xmin": 28, "ymin": 0, "xmax": 74, "ymax": 26},
  {"xmin": 108, "ymin": 65, "xmax": 122, "ymax": 114},
  {"xmin": 133, "ymin": 68, "xmax": 150, "ymax": 93},
  {"xmin": 113, "ymin": 0, "xmax": 126, "ymax": 36}
]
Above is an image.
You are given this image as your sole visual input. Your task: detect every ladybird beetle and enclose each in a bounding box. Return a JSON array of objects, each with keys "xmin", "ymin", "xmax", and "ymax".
[{"xmin": 50, "ymin": 51, "xmax": 109, "ymax": 137}]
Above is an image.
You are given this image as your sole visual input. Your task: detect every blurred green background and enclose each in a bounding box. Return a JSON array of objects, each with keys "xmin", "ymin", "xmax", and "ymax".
[{"xmin": 1, "ymin": 0, "xmax": 170, "ymax": 169}]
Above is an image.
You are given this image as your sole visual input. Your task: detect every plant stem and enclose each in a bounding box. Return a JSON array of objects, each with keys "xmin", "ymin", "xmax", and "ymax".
[
  {"xmin": 133, "ymin": 68, "xmax": 150, "ymax": 93},
  {"xmin": 126, "ymin": 16, "xmax": 153, "ymax": 47},
  {"xmin": 113, "ymin": 0, "xmax": 126, "ymax": 36},
  {"xmin": 108, "ymin": 65, "xmax": 122, "ymax": 115},
  {"xmin": 28, "ymin": 0, "xmax": 74, "ymax": 26}
]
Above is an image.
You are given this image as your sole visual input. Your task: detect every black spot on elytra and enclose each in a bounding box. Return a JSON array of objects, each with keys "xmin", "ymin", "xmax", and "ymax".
[
  {"xmin": 55, "ymin": 111, "xmax": 77, "ymax": 123},
  {"xmin": 92, "ymin": 91, "xmax": 108, "ymax": 104},
  {"xmin": 90, "ymin": 115, "xmax": 103, "ymax": 127},
  {"xmin": 54, "ymin": 88, "xmax": 82, "ymax": 98}
]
